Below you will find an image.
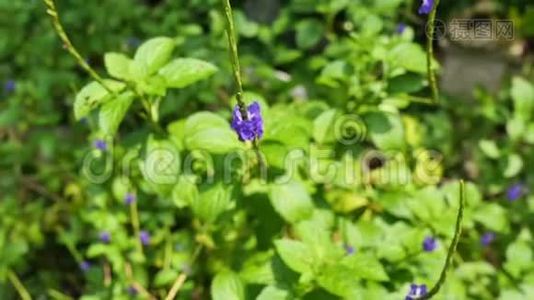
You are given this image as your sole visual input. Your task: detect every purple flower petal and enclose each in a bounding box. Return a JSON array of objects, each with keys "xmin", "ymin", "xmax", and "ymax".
[
  {"xmin": 79, "ymin": 260, "xmax": 91, "ymax": 272},
  {"xmin": 506, "ymin": 183, "xmax": 524, "ymax": 201},
  {"xmin": 99, "ymin": 231, "xmax": 111, "ymax": 244},
  {"xmin": 140, "ymin": 230, "xmax": 150, "ymax": 246},
  {"xmin": 4, "ymin": 79, "xmax": 15, "ymax": 94},
  {"xmin": 406, "ymin": 283, "xmax": 428, "ymax": 299},
  {"xmin": 344, "ymin": 244, "xmax": 355, "ymax": 255},
  {"xmin": 418, "ymin": 0, "xmax": 434, "ymax": 15},
  {"xmin": 397, "ymin": 23, "xmax": 407, "ymax": 34},
  {"xmin": 480, "ymin": 232, "xmax": 495, "ymax": 246},
  {"xmin": 422, "ymin": 236, "xmax": 437, "ymax": 252},
  {"xmin": 124, "ymin": 193, "xmax": 136, "ymax": 205},
  {"xmin": 231, "ymin": 101, "xmax": 264, "ymax": 141},
  {"xmin": 93, "ymin": 139, "xmax": 107, "ymax": 151}
]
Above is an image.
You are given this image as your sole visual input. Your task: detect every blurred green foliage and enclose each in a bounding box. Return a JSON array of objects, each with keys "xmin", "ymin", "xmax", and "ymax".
[{"xmin": 1, "ymin": 0, "xmax": 534, "ymax": 299}]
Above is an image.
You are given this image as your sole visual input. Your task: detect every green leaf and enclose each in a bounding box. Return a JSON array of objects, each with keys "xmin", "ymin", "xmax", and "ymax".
[
  {"xmin": 154, "ymin": 269, "xmax": 179, "ymax": 287},
  {"xmin": 268, "ymin": 181, "xmax": 314, "ymax": 223},
  {"xmin": 172, "ymin": 175, "xmax": 198, "ymax": 208},
  {"xmin": 183, "ymin": 111, "xmax": 241, "ymax": 154},
  {"xmin": 74, "ymin": 80, "xmax": 125, "ymax": 120},
  {"xmin": 159, "ymin": 58, "xmax": 217, "ymax": 88},
  {"xmin": 511, "ymin": 77, "xmax": 534, "ymax": 122},
  {"xmin": 140, "ymin": 136, "xmax": 181, "ymax": 194},
  {"xmin": 296, "ymin": 19, "xmax": 324, "ymax": 49},
  {"xmin": 478, "ymin": 139, "xmax": 500, "ymax": 159},
  {"xmin": 504, "ymin": 153, "xmax": 523, "ymax": 178},
  {"xmin": 341, "ymin": 253, "xmax": 389, "ymax": 281},
  {"xmin": 317, "ymin": 264, "xmax": 359, "ymax": 297},
  {"xmin": 313, "ymin": 109, "xmax": 337, "ymax": 144},
  {"xmin": 104, "ymin": 52, "xmax": 132, "ymax": 80},
  {"xmin": 364, "ymin": 111, "xmax": 405, "ymax": 150},
  {"xmin": 257, "ymin": 286, "xmax": 291, "ymax": 300},
  {"xmin": 185, "ymin": 112, "xmax": 229, "ymax": 133},
  {"xmin": 211, "ymin": 270, "xmax": 245, "ymax": 300},
  {"xmin": 134, "ymin": 37, "xmax": 175, "ymax": 74},
  {"xmin": 98, "ymin": 92, "xmax": 134, "ymax": 135},
  {"xmin": 274, "ymin": 239, "xmax": 314, "ymax": 274},
  {"xmin": 388, "ymin": 73, "xmax": 425, "ymax": 94},
  {"xmin": 473, "ymin": 203, "xmax": 509, "ymax": 233},
  {"xmin": 191, "ymin": 184, "xmax": 232, "ymax": 223},
  {"xmin": 185, "ymin": 128, "xmax": 242, "ymax": 154},
  {"xmin": 389, "ymin": 43, "xmax": 428, "ymax": 74}
]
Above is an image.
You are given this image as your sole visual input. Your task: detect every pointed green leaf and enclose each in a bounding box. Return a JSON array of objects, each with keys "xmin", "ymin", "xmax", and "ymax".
[
  {"xmin": 159, "ymin": 58, "xmax": 217, "ymax": 88},
  {"xmin": 274, "ymin": 239, "xmax": 314, "ymax": 274},
  {"xmin": 74, "ymin": 80, "xmax": 125, "ymax": 120},
  {"xmin": 134, "ymin": 37, "xmax": 175, "ymax": 74},
  {"xmin": 98, "ymin": 92, "xmax": 134, "ymax": 135},
  {"xmin": 211, "ymin": 270, "xmax": 245, "ymax": 300},
  {"xmin": 104, "ymin": 52, "xmax": 132, "ymax": 80},
  {"xmin": 269, "ymin": 181, "xmax": 314, "ymax": 223}
]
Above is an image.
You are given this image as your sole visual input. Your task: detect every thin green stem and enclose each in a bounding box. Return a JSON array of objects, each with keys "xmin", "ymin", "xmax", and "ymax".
[
  {"xmin": 419, "ymin": 180, "xmax": 465, "ymax": 300},
  {"xmin": 47, "ymin": 289, "xmax": 73, "ymax": 300},
  {"xmin": 221, "ymin": 0, "xmax": 266, "ymax": 171},
  {"xmin": 221, "ymin": 0, "xmax": 246, "ymax": 114},
  {"xmin": 43, "ymin": 0, "xmax": 111, "ymax": 92},
  {"xmin": 8, "ymin": 270, "xmax": 32, "ymax": 300},
  {"xmin": 164, "ymin": 244, "xmax": 203, "ymax": 300},
  {"xmin": 130, "ymin": 200, "xmax": 144, "ymax": 257},
  {"xmin": 426, "ymin": 0, "xmax": 440, "ymax": 103}
]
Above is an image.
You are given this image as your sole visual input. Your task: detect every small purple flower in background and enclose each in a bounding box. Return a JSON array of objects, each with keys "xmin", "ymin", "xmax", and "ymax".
[
  {"xmin": 344, "ymin": 244, "xmax": 355, "ymax": 255},
  {"xmin": 4, "ymin": 79, "xmax": 15, "ymax": 94},
  {"xmin": 506, "ymin": 183, "xmax": 525, "ymax": 201},
  {"xmin": 480, "ymin": 232, "xmax": 495, "ymax": 246},
  {"xmin": 140, "ymin": 230, "xmax": 150, "ymax": 246},
  {"xmin": 99, "ymin": 231, "xmax": 111, "ymax": 244},
  {"xmin": 93, "ymin": 139, "xmax": 107, "ymax": 151},
  {"xmin": 406, "ymin": 284, "xmax": 427, "ymax": 300},
  {"xmin": 127, "ymin": 285, "xmax": 138, "ymax": 296},
  {"xmin": 79, "ymin": 260, "xmax": 91, "ymax": 272},
  {"xmin": 231, "ymin": 101, "xmax": 264, "ymax": 141},
  {"xmin": 126, "ymin": 37, "xmax": 141, "ymax": 49},
  {"xmin": 418, "ymin": 0, "xmax": 434, "ymax": 15},
  {"xmin": 124, "ymin": 193, "xmax": 136, "ymax": 205},
  {"xmin": 396, "ymin": 22, "xmax": 407, "ymax": 34},
  {"xmin": 422, "ymin": 236, "xmax": 437, "ymax": 252}
]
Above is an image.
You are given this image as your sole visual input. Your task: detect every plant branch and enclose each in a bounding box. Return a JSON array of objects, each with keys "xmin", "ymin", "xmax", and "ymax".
[
  {"xmin": 221, "ymin": 0, "xmax": 246, "ymax": 115},
  {"xmin": 164, "ymin": 245, "xmax": 203, "ymax": 300},
  {"xmin": 42, "ymin": 0, "xmax": 111, "ymax": 92},
  {"xmin": 419, "ymin": 180, "xmax": 466, "ymax": 299},
  {"xmin": 426, "ymin": 0, "xmax": 441, "ymax": 103},
  {"xmin": 8, "ymin": 270, "xmax": 32, "ymax": 300},
  {"xmin": 221, "ymin": 0, "xmax": 266, "ymax": 170}
]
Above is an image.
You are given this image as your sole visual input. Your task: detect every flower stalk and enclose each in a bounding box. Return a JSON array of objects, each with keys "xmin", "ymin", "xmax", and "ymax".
[
  {"xmin": 426, "ymin": 0, "xmax": 441, "ymax": 103},
  {"xmin": 418, "ymin": 180, "xmax": 465, "ymax": 299},
  {"xmin": 43, "ymin": 0, "xmax": 111, "ymax": 92}
]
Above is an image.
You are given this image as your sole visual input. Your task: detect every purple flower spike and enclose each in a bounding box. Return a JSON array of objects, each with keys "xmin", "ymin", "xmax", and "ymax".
[
  {"xmin": 481, "ymin": 232, "xmax": 495, "ymax": 246},
  {"xmin": 99, "ymin": 231, "xmax": 111, "ymax": 244},
  {"xmin": 507, "ymin": 183, "xmax": 525, "ymax": 201},
  {"xmin": 124, "ymin": 193, "xmax": 136, "ymax": 205},
  {"xmin": 406, "ymin": 284, "xmax": 427, "ymax": 300},
  {"xmin": 4, "ymin": 79, "xmax": 15, "ymax": 94},
  {"xmin": 231, "ymin": 101, "xmax": 264, "ymax": 141},
  {"xmin": 79, "ymin": 260, "xmax": 91, "ymax": 272},
  {"xmin": 418, "ymin": 0, "xmax": 434, "ymax": 15},
  {"xmin": 344, "ymin": 244, "xmax": 355, "ymax": 255},
  {"xmin": 140, "ymin": 230, "xmax": 150, "ymax": 246},
  {"xmin": 396, "ymin": 23, "xmax": 407, "ymax": 34},
  {"xmin": 93, "ymin": 139, "xmax": 107, "ymax": 151},
  {"xmin": 422, "ymin": 236, "xmax": 437, "ymax": 252}
]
